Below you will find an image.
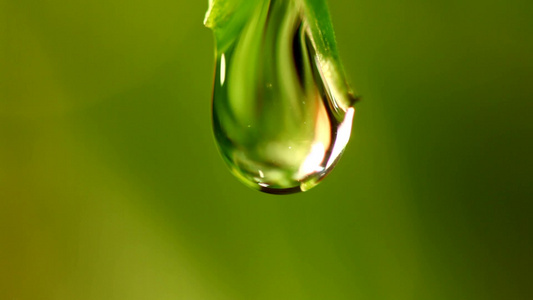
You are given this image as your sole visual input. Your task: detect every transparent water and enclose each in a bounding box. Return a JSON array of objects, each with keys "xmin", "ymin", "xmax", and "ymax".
[{"xmin": 208, "ymin": 0, "xmax": 358, "ymax": 194}]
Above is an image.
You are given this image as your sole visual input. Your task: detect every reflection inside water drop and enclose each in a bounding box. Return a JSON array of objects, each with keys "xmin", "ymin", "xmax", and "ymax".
[{"xmin": 210, "ymin": 0, "xmax": 358, "ymax": 194}]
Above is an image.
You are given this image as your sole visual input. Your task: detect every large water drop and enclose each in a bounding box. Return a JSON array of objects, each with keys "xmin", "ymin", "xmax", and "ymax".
[{"xmin": 207, "ymin": 0, "xmax": 358, "ymax": 194}]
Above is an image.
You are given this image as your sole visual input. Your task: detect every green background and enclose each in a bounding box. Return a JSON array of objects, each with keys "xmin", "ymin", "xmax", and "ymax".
[{"xmin": 1, "ymin": 0, "xmax": 531, "ymax": 299}]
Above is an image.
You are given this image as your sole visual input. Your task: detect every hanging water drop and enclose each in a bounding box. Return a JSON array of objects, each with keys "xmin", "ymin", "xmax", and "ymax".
[{"xmin": 205, "ymin": 0, "xmax": 358, "ymax": 194}]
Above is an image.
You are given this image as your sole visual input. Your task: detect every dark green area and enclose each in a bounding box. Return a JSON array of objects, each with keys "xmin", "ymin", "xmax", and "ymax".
[{"xmin": 1, "ymin": 0, "xmax": 531, "ymax": 299}]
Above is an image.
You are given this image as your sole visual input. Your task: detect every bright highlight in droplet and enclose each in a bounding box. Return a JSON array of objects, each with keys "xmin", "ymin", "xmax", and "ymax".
[{"xmin": 220, "ymin": 53, "xmax": 226, "ymax": 86}]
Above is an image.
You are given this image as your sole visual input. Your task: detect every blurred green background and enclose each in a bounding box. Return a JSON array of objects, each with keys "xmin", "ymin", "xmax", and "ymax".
[{"xmin": 1, "ymin": 0, "xmax": 532, "ymax": 299}]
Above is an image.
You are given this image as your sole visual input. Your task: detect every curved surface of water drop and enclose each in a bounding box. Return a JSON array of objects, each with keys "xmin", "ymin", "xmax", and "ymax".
[{"xmin": 209, "ymin": 0, "xmax": 358, "ymax": 194}]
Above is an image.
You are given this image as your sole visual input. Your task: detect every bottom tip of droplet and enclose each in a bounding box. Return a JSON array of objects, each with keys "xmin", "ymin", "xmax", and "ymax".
[{"xmin": 259, "ymin": 185, "xmax": 303, "ymax": 195}]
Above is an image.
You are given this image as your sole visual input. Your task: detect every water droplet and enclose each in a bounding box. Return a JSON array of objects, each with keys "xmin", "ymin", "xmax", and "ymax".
[{"xmin": 209, "ymin": 0, "xmax": 358, "ymax": 194}]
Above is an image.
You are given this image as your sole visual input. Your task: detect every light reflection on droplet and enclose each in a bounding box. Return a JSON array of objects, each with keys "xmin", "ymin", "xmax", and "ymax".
[{"xmin": 220, "ymin": 53, "xmax": 226, "ymax": 86}]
